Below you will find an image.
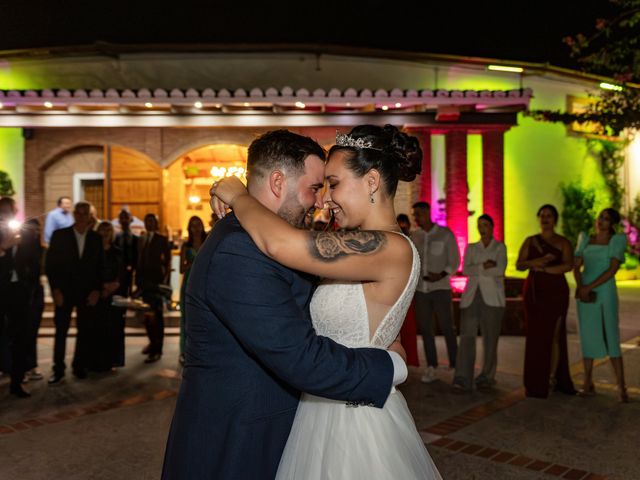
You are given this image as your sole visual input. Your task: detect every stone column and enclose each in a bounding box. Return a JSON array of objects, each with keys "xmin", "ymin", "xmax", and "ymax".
[
  {"xmin": 482, "ymin": 130, "xmax": 505, "ymax": 242},
  {"xmin": 445, "ymin": 130, "xmax": 468, "ymax": 264}
]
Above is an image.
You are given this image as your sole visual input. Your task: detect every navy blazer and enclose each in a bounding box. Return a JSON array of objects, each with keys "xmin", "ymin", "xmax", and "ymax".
[
  {"xmin": 162, "ymin": 214, "xmax": 394, "ymax": 480},
  {"xmin": 45, "ymin": 226, "xmax": 103, "ymax": 302}
]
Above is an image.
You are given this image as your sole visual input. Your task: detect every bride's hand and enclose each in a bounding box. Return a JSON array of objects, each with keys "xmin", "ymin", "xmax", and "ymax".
[{"xmin": 209, "ymin": 177, "xmax": 248, "ymax": 218}]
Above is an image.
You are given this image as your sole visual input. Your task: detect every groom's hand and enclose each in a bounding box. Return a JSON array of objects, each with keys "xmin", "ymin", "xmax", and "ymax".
[{"xmin": 388, "ymin": 338, "xmax": 407, "ymax": 364}]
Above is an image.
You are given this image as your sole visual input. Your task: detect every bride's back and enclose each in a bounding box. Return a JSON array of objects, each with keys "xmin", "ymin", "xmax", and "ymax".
[{"xmin": 310, "ymin": 234, "xmax": 420, "ymax": 349}]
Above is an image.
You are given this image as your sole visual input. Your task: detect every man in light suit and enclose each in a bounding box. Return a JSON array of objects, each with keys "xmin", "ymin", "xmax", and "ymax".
[
  {"xmin": 162, "ymin": 130, "xmax": 406, "ymax": 480},
  {"xmin": 453, "ymin": 214, "xmax": 506, "ymax": 393}
]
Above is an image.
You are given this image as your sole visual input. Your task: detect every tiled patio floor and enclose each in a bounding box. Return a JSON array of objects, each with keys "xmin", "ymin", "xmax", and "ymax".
[{"xmin": 1, "ymin": 284, "xmax": 638, "ymax": 479}]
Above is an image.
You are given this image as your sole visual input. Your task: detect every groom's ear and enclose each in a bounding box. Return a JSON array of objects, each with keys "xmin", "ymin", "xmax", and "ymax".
[{"xmin": 269, "ymin": 170, "xmax": 286, "ymax": 199}]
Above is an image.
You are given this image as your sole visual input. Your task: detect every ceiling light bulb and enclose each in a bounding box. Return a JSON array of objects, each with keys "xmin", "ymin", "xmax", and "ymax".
[
  {"xmin": 194, "ymin": 101, "xmax": 203, "ymax": 109},
  {"xmin": 44, "ymin": 102, "xmax": 53, "ymax": 108},
  {"xmin": 145, "ymin": 102, "xmax": 153, "ymax": 108},
  {"xmin": 381, "ymin": 105, "xmax": 389, "ymax": 111}
]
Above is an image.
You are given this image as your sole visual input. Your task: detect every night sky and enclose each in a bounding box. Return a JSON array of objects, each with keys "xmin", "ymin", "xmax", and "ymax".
[{"xmin": 0, "ymin": 0, "xmax": 617, "ymax": 71}]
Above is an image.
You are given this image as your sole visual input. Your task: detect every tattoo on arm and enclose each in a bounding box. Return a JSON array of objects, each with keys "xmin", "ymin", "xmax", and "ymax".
[{"xmin": 309, "ymin": 231, "xmax": 386, "ymax": 262}]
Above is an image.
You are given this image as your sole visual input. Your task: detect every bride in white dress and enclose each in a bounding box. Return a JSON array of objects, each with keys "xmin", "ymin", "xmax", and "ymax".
[{"xmin": 211, "ymin": 125, "xmax": 442, "ymax": 479}]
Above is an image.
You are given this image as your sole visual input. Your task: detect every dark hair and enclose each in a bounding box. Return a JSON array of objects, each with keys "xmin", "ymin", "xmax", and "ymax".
[
  {"xmin": 118, "ymin": 209, "xmax": 132, "ymax": 219},
  {"xmin": 537, "ymin": 204, "xmax": 559, "ymax": 223},
  {"xmin": 396, "ymin": 213, "xmax": 410, "ymax": 224},
  {"xmin": 478, "ymin": 214, "xmax": 494, "ymax": 227},
  {"xmin": 412, "ymin": 201, "xmax": 430, "ymax": 211},
  {"xmin": 247, "ymin": 130, "xmax": 326, "ymax": 186},
  {"xmin": 186, "ymin": 215, "xmax": 207, "ymax": 246},
  {"xmin": 0, "ymin": 196, "xmax": 17, "ymax": 213},
  {"xmin": 74, "ymin": 201, "xmax": 91, "ymax": 213},
  {"xmin": 329, "ymin": 125, "xmax": 422, "ymax": 196},
  {"xmin": 601, "ymin": 208, "xmax": 621, "ymax": 233},
  {"xmin": 57, "ymin": 196, "xmax": 71, "ymax": 206}
]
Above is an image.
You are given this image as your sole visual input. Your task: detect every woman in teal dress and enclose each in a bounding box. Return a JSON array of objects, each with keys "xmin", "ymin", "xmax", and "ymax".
[
  {"xmin": 179, "ymin": 216, "xmax": 207, "ymax": 365},
  {"xmin": 574, "ymin": 208, "xmax": 628, "ymax": 402}
]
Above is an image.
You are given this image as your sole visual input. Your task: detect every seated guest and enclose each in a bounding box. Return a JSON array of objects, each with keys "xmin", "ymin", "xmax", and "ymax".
[
  {"xmin": 46, "ymin": 201, "xmax": 104, "ymax": 384},
  {"xmin": 453, "ymin": 214, "xmax": 506, "ymax": 393},
  {"xmin": 137, "ymin": 213, "xmax": 171, "ymax": 363},
  {"xmin": 0, "ymin": 197, "xmax": 41, "ymax": 397}
]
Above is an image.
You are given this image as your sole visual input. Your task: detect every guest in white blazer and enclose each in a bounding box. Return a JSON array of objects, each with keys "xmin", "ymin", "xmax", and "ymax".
[{"xmin": 452, "ymin": 214, "xmax": 507, "ymax": 393}]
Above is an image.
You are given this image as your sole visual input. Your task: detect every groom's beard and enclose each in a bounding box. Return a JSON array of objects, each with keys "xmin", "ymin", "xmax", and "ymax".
[{"xmin": 277, "ymin": 192, "xmax": 313, "ymax": 229}]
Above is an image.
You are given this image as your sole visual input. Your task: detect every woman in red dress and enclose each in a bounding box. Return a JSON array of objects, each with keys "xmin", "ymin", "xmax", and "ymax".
[{"xmin": 517, "ymin": 205, "xmax": 576, "ymax": 398}]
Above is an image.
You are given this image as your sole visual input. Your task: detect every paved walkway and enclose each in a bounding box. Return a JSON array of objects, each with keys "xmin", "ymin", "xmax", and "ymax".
[{"xmin": 1, "ymin": 284, "xmax": 638, "ymax": 479}]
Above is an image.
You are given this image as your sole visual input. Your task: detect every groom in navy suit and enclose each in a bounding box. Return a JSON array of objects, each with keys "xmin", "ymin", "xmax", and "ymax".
[{"xmin": 162, "ymin": 130, "xmax": 406, "ymax": 479}]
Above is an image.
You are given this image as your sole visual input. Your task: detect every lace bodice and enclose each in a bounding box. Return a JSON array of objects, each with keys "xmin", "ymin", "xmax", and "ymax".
[{"xmin": 309, "ymin": 234, "xmax": 420, "ymax": 349}]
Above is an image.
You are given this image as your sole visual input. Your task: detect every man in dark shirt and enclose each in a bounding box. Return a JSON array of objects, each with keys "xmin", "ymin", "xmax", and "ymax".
[
  {"xmin": 0, "ymin": 197, "xmax": 42, "ymax": 397},
  {"xmin": 136, "ymin": 213, "xmax": 171, "ymax": 363}
]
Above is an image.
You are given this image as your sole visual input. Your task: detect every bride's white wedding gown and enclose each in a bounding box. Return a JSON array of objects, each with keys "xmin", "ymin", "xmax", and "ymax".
[{"xmin": 276, "ymin": 235, "xmax": 442, "ymax": 479}]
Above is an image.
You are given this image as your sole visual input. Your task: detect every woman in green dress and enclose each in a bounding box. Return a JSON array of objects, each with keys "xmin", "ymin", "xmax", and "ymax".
[
  {"xmin": 179, "ymin": 216, "xmax": 207, "ymax": 365},
  {"xmin": 574, "ymin": 208, "xmax": 628, "ymax": 403}
]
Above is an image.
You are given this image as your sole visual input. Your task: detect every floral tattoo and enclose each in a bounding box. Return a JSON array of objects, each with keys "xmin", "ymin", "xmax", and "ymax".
[{"xmin": 309, "ymin": 231, "xmax": 386, "ymax": 262}]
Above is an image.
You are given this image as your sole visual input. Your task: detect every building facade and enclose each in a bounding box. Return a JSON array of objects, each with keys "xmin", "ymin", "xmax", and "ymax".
[{"xmin": 1, "ymin": 45, "xmax": 638, "ymax": 275}]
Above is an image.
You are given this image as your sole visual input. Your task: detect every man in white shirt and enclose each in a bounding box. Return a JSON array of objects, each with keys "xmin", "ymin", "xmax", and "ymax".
[
  {"xmin": 45, "ymin": 202, "xmax": 104, "ymax": 384},
  {"xmin": 453, "ymin": 214, "xmax": 506, "ymax": 393},
  {"xmin": 410, "ymin": 202, "xmax": 460, "ymax": 383}
]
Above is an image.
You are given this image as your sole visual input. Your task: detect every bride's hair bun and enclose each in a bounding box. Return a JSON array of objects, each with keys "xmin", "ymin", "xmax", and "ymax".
[
  {"xmin": 381, "ymin": 124, "xmax": 422, "ymax": 182},
  {"xmin": 329, "ymin": 124, "xmax": 422, "ymax": 196}
]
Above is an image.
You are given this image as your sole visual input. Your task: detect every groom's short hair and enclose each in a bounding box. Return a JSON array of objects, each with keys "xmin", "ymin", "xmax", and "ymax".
[{"xmin": 246, "ymin": 130, "xmax": 326, "ymax": 187}]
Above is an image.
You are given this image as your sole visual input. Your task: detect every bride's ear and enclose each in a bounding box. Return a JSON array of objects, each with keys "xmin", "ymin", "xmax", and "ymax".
[
  {"xmin": 366, "ymin": 169, "xmax": 382, "ymax": 195},
  {"xmin": 269, "ymin": 170, "xmax": 286, "ymax": 199}
]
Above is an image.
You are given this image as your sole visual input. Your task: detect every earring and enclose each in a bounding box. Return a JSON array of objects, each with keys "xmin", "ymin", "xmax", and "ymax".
[{"xmin": 369, "ymin": 191, "xmax": 375, "ymax": 204}]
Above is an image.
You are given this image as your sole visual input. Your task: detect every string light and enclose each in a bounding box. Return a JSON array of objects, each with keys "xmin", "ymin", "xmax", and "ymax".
[{"xmin": 487, "ymin": 65, "xmax": 524, "ymax": 73}]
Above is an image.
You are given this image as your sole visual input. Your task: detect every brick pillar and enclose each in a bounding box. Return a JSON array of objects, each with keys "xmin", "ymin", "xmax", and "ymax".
[
  {"xmin": 415, "ymin": 130, "xmax": 432, "ymax": 203},
  {"xmin": 482, "ymin": 130, "xmax": 505, "ymax": 242},
  {"xmin": 445, "ymin": 130, "xmax": 468, "ymax": 264}
]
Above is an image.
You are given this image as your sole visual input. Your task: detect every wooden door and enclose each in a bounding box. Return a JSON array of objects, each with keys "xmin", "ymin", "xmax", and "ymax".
[
  {"xmin": 82, "ymin": 179, "xmax": 105, "ymax": 218},
  {"xmin": 105, "ymin": 145, "xmax": 162, "ymax": 224}
]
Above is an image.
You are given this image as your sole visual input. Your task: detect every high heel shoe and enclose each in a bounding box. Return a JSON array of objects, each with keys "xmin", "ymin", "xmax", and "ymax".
[
  {"xmin": 578, "ymin": 383, "xmax": 596, "ymax": 397},
  {"xmin": 618, "ymin": 386, "xmax": 629, "ymax": 403}
]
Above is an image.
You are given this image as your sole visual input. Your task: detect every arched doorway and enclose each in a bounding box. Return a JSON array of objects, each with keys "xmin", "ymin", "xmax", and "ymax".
[{"xmin": 164, "ymin": 144, "xmax": 248, "ymax": 236}]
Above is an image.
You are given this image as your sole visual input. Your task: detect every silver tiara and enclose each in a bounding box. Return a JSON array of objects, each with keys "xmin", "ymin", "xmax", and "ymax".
[{"xmin": 335, "ymin": 132, "xmax": 383, "ymax": 151}]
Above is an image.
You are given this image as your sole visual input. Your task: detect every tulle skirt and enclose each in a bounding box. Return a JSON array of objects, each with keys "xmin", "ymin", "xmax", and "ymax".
[{"xmin": 275, "ymin": 389, "xmax": 442, "ymax": 479}]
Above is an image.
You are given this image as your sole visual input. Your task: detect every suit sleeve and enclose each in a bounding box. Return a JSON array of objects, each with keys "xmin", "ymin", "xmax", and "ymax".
[
  {"xmin": 207, "ymin": 233, "xmax": 394, "ymax": 408},
  {"xmin": 45, "ymin": 230, "xmax": 63, "ymax": 290}
]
